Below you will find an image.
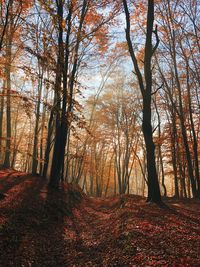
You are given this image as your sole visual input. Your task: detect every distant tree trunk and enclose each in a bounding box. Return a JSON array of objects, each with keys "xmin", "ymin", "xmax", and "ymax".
[
  {"xmin": 32, "ymin": 68, "xmax": 43, "ymax": 175},
  {"xmin": 187, "ymin": 175, "xmax": 191, "ymax": 198},
  {"xmin": 123, "ymin": 0, "xmax": 161, "ymax": 203},
  {"xmin": 170, "ymin": 110, "xmax": 179, "ymax": 198},
  {"xmin": 165, "ymin": 2, "xmax": 198, "ymax": 198},
  {"xmin": 184, "ymin": 58, "xmax": 200, "ymax": 197},
  {"xmin": 64, "ymin": 129, "xmax": 71, "ymax": 181},
  {"xmin": 114, "ymin": 162, "xmax": 116, "ymax": 195},
  {"xmin": 174, "ymin": 68, "xmax": 197, "ymax": 197},
  {"xmin": 154, "ymin": 99, "xmax": 167, "ymax": 196},
  {"xmin": 0, "ymin": 80, "xmax": 5, "ymax": 163},
  {"xmin": 43, "ymin": 110, "xmax": 54, "ymax": 178},
  {"xmin": 11, "ymin": 121, "xmax": 26, "ymax": 169},
  {"xmin": 39, "ymin": 105, "xmax": 46, "ymax": 176},
  {"xmin": 135, "ymin": 167, "xmax": 138, "ymax": 195},
  {"xmin": 3, "ymin": 34, "xmax": 12, "ymax": 169},
  {"xmin": 156, "ymin": 57, "xmax": 180, "ymax": 198},
  {"xmin": 182, "ymin": 162, "xmax": 187, "ymax": 198},
  {"xmin": 105, "ymin": 153, "xmax": 114, "ymax": 196},
  {"xmin": 11, "ymin": 100, "xmax": 20, "ymax": 169},
  {"xmin": 115, "ymin": 152, "xmax": 122, "ymax": 194}
]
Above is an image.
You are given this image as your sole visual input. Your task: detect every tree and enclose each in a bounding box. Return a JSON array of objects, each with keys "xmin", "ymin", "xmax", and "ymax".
[
  {"xmin": 123, "ymin": 0, "xmax": 161, "ymax": 203},
  {"xmin": 0, "ymin": 0, "xmax": 10, "ymax": 51},
  {"xmin": 156, "ymin": 0, "xmax": 200, "ymax": 198},
  {"xmin": 0, "ymin": 0, "xmax": 32, "ymax": 168},
  {"xmin": 45, "ymin": 0, "xmax": 120, "ymax": 188}
]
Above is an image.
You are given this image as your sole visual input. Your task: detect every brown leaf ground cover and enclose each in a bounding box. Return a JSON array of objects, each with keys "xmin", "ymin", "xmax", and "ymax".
[{"xmin": 0, "ymin": 170, "xmax": 200, "ymax": 267}]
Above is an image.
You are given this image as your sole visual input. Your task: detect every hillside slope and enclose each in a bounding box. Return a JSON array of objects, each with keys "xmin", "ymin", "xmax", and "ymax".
[{"xmin": 0, "ymin": 170, "xmax": 200, "ymax": 267}]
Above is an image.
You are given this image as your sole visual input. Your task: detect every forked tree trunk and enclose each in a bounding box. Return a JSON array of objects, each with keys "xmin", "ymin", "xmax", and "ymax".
[
  {"xmin": 48, "ymin": 0, "xmax": 64, "ymax": 187},
  {"xmin": 123, "ymin": 0, "xmax": 161, "ymax": 203},
  {"xmin": 49, "ymin": 0, "xmax": 87, "ymax": 188}
]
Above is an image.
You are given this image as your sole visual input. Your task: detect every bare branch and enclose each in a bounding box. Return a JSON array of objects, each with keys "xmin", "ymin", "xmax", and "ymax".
[
  {"xmin": 151, "ymin": 83, "xmax": 163, "ymax": 95},
  {"xmin": 122, "ymin": 0, "xmax": 145, "ymax": 96},
  {"xmin": 152, "ymin": 24, "xmax": 160, "ymax": 55}
]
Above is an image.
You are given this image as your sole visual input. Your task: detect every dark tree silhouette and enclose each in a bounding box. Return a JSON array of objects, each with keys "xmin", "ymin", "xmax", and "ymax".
[{"xmin": 123, "ymin": 0, "xmax": 161, "ymax": 203}]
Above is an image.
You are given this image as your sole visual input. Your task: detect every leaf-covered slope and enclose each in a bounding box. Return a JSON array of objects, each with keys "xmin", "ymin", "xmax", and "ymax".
[{"xmin": 0, "ymin": 170, "xmax": 199, "ymax": 267}]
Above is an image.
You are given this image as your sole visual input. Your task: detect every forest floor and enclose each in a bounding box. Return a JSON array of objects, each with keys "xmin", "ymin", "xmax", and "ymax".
[{"xmin": 0, "ymin": 170, "xmax": 200, "ymax": 267}]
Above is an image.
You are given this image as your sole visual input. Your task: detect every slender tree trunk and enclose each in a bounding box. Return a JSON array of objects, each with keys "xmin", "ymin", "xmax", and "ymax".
[
  {"xmin": 171, "ymin": 110, "xmax": 179, "ymax": 198},
  {"xmin": 182, "ymin": 162, "xmax": 187, "ymax": 198},
  {"xmin": 154, "ymin": 98, "xmax": 167, "ymax": 196},
  {"xmin": 43, "ymin": 110, "xmax": 54, "ymax": 178},
  {"xmin": 167, "ymin": 2, "xmax": 197, "ymax": 197},
  {"xmin": 32, "ymin": 70, "xmax": 43, "ymax": 175},
  {"xmin": 105, "ymin": 156, "xmax": 113, "ymax": 197},
  {"xmin": 39, "ymin": 105, "xmax": 46, "ymax": 176},
  {"xmin": 114, "ymin": 162, "xmax": 116, "ymax": 195},
  {"xmin": 4, "ymin": 35, "xmax": 12, "ymax": 169},
  {"xmin": 64, "ymin": 129, "xmax": 71, "ymax": 181},
  {"xmin": 0, "ymin": 80, "xmax": 5, "ymax": 163},
  {"xmin": 184, "ymin": 59, "xmax": 200, "ymax": 197}
]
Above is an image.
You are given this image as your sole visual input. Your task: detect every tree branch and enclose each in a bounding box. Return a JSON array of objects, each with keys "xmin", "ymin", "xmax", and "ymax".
[
  {"xmin": 152, "ymin": 24, "xmax": 160, "ymax": 55},
  {"xmin": 151, "ymin": 83, "xmax": 163, "ymax": 95},
  {"xmin": 122, "ymin": 0, "xmax": 145, "ymax": 96}
]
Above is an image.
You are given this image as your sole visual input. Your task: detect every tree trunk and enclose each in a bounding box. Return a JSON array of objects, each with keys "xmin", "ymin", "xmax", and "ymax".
[
  {"xmin": 48, "ymin": 0, "xmax": 64, "ymax": 187},
  {"xmin": 4, "ymin": 36, "xmax": 12, "ymax": 169},
  {"xmin": 0, "ymin": 80, "xmax": 5, "ymax": 163},
  {"xmin": 171, "ymin": 111, "xmax": 179, "ymax": 198},
  {"xmin": 49, "ymin": 0, "xmax": 87, "ymax": 188},
  {"xmin": 123, "ymin": 0, "xmax": 161, "ymax": 203},
  {"xmin": 142, "ymin": 99, "xmax": 161, "ymax": 202},
  {"xmin": 43, "ymin": 110, "xmax": 53, "ymax": 178},
  {"xmin": 32, "ymin": 69, "xmax": 43, "ymax": 175}
]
